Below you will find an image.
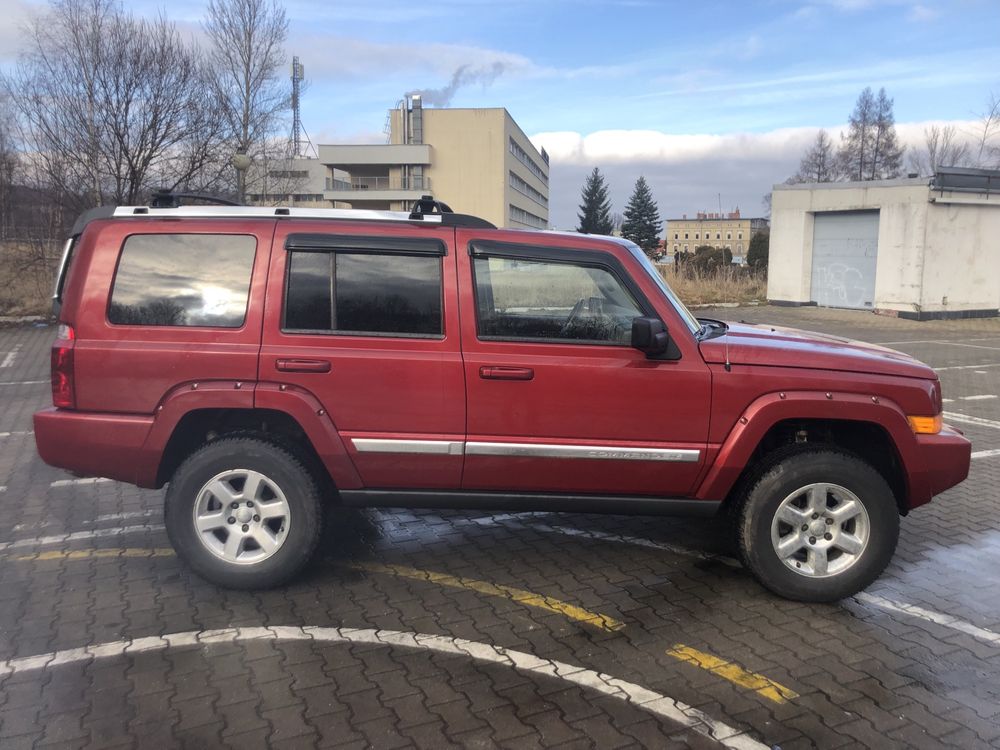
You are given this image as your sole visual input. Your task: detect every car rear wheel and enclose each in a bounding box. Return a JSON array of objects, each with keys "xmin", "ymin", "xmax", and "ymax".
[
  {"xmin": 165, "ymin": 437, "xmax": 323, "ymax": 589},
  {"xmin": 736, "ymin": 449, "xmax": 898, "ymax": 602}
]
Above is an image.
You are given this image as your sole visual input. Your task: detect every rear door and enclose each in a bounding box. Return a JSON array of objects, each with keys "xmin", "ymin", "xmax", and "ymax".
[
  {"xmin": 456, "ymin": 231, "xmax": 712, "ymax": 497},
  {"xmin": 260, "ymin": 221, "xmax": 465, "ymax": 489}
]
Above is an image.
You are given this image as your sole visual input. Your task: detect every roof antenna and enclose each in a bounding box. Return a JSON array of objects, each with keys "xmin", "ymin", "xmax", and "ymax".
[{"xmin": 724, "ymin": 328, "xmax": 732, "ymax": 372}]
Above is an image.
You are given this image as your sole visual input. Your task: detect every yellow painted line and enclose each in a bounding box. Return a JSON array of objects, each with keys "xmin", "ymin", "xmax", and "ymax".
[
  {"xmin": 666, "ymin": 644, "xmax": 798, "ymax": 704},
  {"xmin": 354, "ymin": 561, "xmax": 624, "ymax": 632},
  {"xmin": 13, "ymin": 548, "xmax": 176, "ymax": 561}
]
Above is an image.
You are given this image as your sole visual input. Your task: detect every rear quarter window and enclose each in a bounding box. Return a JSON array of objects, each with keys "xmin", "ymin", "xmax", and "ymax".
[{"xmin": 108, "ymin": 234, "xmax": 257, "ymax": 327}]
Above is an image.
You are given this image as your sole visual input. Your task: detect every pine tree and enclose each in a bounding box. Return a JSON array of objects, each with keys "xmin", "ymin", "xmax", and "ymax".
[
  {"xmin": 837, "ymin": 87, "xmax": 904, "ymax": 181},
  {"xmin": 791, "ymin": 130, "xmax": 835, "ymax": 183},
  {"xmin": 620, "ymin": 176, "xmax": 662, "ymax": 258},
  {"xmin": 576, "ymin": 167, "xmax": 613, "ymax": 235}
]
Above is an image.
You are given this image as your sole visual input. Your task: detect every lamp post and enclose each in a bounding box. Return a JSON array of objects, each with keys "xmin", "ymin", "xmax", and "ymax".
[{"xmin": 232, "ymin": 149, "xmax": 251, "ymax": 205}]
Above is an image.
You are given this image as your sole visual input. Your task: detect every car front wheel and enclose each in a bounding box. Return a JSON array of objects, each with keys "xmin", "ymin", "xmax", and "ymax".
[{"xmin": 736, "ymin": 449, "xmax": 899, "ymax": 602}]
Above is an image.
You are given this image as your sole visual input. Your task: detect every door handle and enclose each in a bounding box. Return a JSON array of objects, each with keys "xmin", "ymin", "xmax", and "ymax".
[
  {"xmin": 276, "ymin": 359, "xmax": 331, "ymax": 373},
  {"xmin": 480, "ymin": 366, "xmax": 534, "ymax": 381}
]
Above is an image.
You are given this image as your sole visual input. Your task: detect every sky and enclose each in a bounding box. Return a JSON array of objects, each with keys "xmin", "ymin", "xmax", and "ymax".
[{"xmin": 2, "ymin": 0, "xmax": 999, "ymax": 228}]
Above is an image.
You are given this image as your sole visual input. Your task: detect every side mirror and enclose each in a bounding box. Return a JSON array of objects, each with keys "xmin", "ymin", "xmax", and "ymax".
[{"xmin": 631, "ymin": 317, "xmax": 670, "ymax": 357}]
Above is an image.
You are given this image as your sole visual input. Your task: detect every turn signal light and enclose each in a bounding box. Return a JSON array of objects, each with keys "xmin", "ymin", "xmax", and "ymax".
[{"xmin": 907, "ymin": 415, "xmax": 942, "ymax": 435}]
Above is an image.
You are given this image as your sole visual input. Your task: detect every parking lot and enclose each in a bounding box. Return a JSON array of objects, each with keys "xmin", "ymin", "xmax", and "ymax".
[{"xmin": 0, "ymin": 305, "xmax": 998, "ymax": 750}]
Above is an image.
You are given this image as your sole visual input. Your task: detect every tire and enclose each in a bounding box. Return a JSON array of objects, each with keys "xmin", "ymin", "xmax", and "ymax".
[
  {"xmin": 165, "ymin": 436, "xmax": 323, "ymax": 589},
  {"xmin": 735, "ymin": 449, "xmax": 899, "ymax": 603}
]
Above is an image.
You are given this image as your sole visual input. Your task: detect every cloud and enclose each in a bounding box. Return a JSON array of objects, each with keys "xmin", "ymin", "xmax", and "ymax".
[
  {"xmin": 0, "ymin": 0, "xmax": 41, "ymax": 64},
  {"xmin": 531, "ymin": 119, "xmax": 983, "ymax": 230},
  {"xmin": 289, "ymin": 33, "xmax": 532, "ymax": 82}
]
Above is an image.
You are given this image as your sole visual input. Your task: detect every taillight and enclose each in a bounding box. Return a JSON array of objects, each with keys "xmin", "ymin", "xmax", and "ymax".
[{"xmin": 51, "ymin": 323, "xmax": 76, "ymax": 409}]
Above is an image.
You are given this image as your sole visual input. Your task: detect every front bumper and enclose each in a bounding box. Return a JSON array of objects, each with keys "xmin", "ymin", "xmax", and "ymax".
[{"xmin": 907, "ymin": 424, "xmax": 971, "ymax": 509}]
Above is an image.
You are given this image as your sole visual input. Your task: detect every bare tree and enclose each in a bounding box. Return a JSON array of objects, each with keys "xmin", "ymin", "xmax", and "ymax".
[
  {"xmin": 907, "ymin": 124, "xmax": 971, "ymax": 176},
  {"xmin": 204, "ymin": 0, "xmax": 291, "ymax": 199},
  {"xmin": 7, "ymin": 0, "xmax": 227, "ymax": 213},
  {"xmin": 791, "ymin": 130, "xmax": 836, "ymax": 183},
  {"xmin": 837, "ymin": 87, "xmax": 904, "ymax": 181},
  {"xmin": 973, "ymin": 91, "xmax": 1000, "ymax": 169},
  {"xmin": 0, "ymin": 95, "xmax": 18, "ymax": 239}
]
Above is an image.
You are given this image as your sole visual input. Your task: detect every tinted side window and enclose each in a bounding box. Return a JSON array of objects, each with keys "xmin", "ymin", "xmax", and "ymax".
[
  {"xmin": 109, "ymin": 234, "xmax": 256, "ymax": 327},
  {"xmin": 474, "ymin": 256, "xmax": 642, "ymax": 344},
  {"xmin": 284, "ymin": 252, "xmax": 443, "ymax": 336}
]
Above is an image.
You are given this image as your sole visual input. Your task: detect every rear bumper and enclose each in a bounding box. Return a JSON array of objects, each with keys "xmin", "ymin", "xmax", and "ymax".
[
  {"xmin": 906, "ymin": 424, "xmax": 971, "ymax": 509},
  {"xmin": 34, "ymin": 408, "xmax": 157, "ymax": 487}
]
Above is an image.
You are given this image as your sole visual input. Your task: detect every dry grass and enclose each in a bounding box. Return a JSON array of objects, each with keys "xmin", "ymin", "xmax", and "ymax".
[
  {"xmin": 657, "ymin": 264, "xmax": 767, "ymax": 307},
  {"xmin": 0, "ymin": 241, "xmax": 60, "ymax": 318}
]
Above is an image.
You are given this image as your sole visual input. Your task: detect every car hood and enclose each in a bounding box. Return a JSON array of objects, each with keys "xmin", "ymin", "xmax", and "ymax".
[{"xmin": 698, "ymin": 323, "xmax": 936, "ymax": 380}]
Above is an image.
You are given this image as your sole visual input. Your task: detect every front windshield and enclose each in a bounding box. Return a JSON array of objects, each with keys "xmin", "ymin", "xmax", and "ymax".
[{"xmin": 621, "ymin": 241, "xmax": 700, "ymax": 335}]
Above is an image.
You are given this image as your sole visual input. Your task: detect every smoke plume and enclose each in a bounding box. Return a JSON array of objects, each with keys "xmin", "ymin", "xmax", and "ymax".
[{"xmin": 406, "ymin": 62, "xmax": 507, "ymax": 106}]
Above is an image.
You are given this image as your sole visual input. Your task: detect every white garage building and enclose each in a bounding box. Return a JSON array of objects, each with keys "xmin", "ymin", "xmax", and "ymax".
[{"xmin": 767, "ymin": 167, "xmax": 1000, "ymax": 319}]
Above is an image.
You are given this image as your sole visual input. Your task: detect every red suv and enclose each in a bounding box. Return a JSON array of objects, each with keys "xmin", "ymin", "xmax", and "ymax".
[{"xmin": 35, "ymin": 197, "xmax": 971, "ymax": 602}]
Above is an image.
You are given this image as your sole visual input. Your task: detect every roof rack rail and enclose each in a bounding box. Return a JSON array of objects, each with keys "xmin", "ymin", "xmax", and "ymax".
[
  {"xmin": 68, "ymin": 196, "xmax": 497, "ymax": 235},
  {"xmin": 150, "ymin": 189, "xmax": 240, "ymax": 208}
]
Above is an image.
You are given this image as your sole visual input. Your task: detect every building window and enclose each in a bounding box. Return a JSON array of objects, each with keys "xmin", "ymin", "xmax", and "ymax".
[
  {"xmin": 673, "ymin": 244, "xmax": 679, "ymax": 251},
  {"xmin": 284, "ymin": 251, "xmax": 443, "ymax": 337},
  {"xmin": 716, "ymin": 232, "xmax": 721, "ymax": 240},
  {"xmin": 674, "ymin": 233, "xmax": 678, "ymax": 240},
  {"xmin": 695, "ymin": 233, "xmax": 700, "ymax": 240},
  {"xmin": 508, "ymin": 137, "xmax": 548, "ymax": 184},
  {"xmin": 509, "ymin": 171, "xmax": 548, "ymax": 207},
  {"xmin": 726, "ymin": 232, "xmax": 732, "ymax": 240},
  {"xmin": 684, "ymin": 233, "xmax": 689, "ymax": 240},
  {"xmin": 738, "ymin": 232, "xmax": 743, "ymax": 240},
  {"xmin": 473, "ymin": 256, "xmax": 641, "ymax": 345},
  {"xmin": 509, "ymin": 204, "xmax": 547, "ymax": 229},
  {"xmin": 109, "ymin": 234, "xmax": 256, "ymax": 327}
]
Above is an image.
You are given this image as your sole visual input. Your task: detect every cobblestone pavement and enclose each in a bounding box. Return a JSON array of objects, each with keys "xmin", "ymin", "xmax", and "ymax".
[{"xmin": 1, "ymin": 307, "xmax": 998, "ymax": 749}]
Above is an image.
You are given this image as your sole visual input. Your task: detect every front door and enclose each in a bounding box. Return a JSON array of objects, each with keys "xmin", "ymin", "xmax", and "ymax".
[{"xmin": 456, "ymin": 233, "xmax": 711, "ymax": 497}]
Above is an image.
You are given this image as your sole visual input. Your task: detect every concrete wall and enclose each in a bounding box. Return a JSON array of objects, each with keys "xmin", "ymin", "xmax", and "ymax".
[{"xmin": 768, "ymin": 179, "xmax": 1000, "ymax": 317}]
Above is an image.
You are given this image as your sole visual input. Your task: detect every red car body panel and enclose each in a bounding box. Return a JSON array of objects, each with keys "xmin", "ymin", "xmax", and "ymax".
[{"xmin": 33, "ymin": 214, "xmax": 971, "ymax": 514}]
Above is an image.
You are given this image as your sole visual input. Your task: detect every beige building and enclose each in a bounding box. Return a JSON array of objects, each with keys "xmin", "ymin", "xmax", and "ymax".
[
  {"xmin": 250, "ymin": 97, "xmax": 549, "ymax": 229},
  {"xmin": 665, "ymin": 210, "xmax": 768, "ymax": 264},
  {"xmin": 767, "ymin": 168, "xmax": 1000, "ymax": 319}
]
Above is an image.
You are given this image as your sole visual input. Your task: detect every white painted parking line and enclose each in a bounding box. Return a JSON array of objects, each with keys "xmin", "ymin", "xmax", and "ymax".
[
  {"xmin": 972, "ymin": 449, "xmax": 1000, "ymax": 460},
  {"xmin": 942, "ymin": 398, "xmax": 955, "ymax": 403},
  {"xmin": 0, "ymin": 348, "xmax": 18, "ymax": 368},
  {"xmin": 959, "ymin": 394, "xmax": 998, "ymax": 401},
  {"xmin": 0, "ymin": 431, "xmax": 33, "ymax": 438},
  {"xmin": 0, "ymin": 380, "xmax": 48, "ymax": 386},
  {"xmin": 873, "ymin": 337, "xmax": 1000, "ymax": 346},
  {"xmin": 944, "ymin": 412, "xmax": 1000, "ymax": 430},
  {"xmin": 0, "ymin": 626, "xmax": 768, "ymax": 749},
  {"xmin": 50, "ymin": 477, "xmax": 114, "ymax": 488},
  {"xmin": 856, "ymin": 593, "xmax": 1000, "ymax": 646},
  {"xmin": 0, "ymin": 524, "xmax": 165, "ymax": 552},
  {"xmin": 89, "ymin": 511, "xmax": 157, "ymax": 524},
  {"xmin": 936, "ymin": 362, "xmax": 1000, "ymax": 372}
]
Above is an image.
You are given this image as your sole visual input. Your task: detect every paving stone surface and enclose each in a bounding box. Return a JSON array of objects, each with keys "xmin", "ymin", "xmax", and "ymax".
[{"xmin": 1, "ymin": 308, "xmax": 999, "ymax": 749}]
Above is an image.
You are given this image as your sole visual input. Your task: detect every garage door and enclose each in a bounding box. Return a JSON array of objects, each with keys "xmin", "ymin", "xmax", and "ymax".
[{"xmin": 810, "ymin": 211, "xmax": 879, "ymax": 309}]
